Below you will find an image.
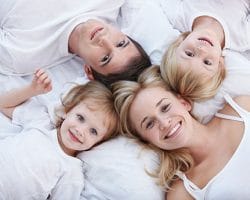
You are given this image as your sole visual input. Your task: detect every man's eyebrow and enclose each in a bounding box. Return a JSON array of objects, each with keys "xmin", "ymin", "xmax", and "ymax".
[{"xmin": 101, "ymin": 40, "xmax": 131, "ymax": 67}]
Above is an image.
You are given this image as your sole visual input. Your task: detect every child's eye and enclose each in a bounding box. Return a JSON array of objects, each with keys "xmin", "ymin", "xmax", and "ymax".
[
  {"xmin": 76, "ymin": 114, "xmax": 84, "ymax": 122},
  {"xmin": 204, "ymin": 59, "xmax": 212, "ymax": 65},
  {"xmin": 185, "ymin": 50, "xmax": 194, "ymax": 57},
  {"xmin": 117, "ymin": 40, "xmax": 125, "ymax": 47},
  {"xmin": 161, "ymin": 104, "xmax": 170, "ymax": 113},
  {"xmin": 146, "ymin": 120, "xmax": 155, "ymax": 129},
  {"xmin": 90, "ymin": 128, "xmax": 98, "ymax": 136}
]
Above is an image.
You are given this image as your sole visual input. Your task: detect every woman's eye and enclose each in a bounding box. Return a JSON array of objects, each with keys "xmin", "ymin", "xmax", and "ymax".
[
  {"xmin": 185, "ymin": 51, "xmax": 194, "ymax": 57},
  {"xmin": 161, "ymin": 104, "xmax": 170, "ymax": 113},
  {"xmin": 101, "ymin": 55, "xmax": 110, "ymax": 63},
  {"xmin": 90, "ymin": 128, "xmax": 98, "ymax": 136},
  {"xmin": 117, "ymin": 40, "xmax": 125, "ymax": 47},
  {"xmin": 77, "ymin": 114, "xmax": 84, "ymax": 122},
  {"xmin": 146, "ymin": 120, "xmax": 154, "ymax": 129},
  {"xmin": 204, "ymin": 59, "xmax": 212, "ymax": 65}
]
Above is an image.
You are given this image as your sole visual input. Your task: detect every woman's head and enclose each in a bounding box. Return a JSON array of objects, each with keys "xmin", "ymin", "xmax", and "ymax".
[
  {"xmin": 56, "ymin": 81, "xmax": 119, "ymax": 155},
  {"xmin": 69, "ymin": 19, "xmax": 151, "ymax": 87},
  {"xmin": 161, "ymin": 32, "xmax": 226, "ymax": 101},
  {"xmin": 112, "ymin": 65, "xmax": 193, "ymax": 188}
]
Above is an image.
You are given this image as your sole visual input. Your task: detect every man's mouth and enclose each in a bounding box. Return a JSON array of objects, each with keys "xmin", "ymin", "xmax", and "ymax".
[{"xmin": 90, "ymin": 27, "xmax": 103, "ymax": 40}]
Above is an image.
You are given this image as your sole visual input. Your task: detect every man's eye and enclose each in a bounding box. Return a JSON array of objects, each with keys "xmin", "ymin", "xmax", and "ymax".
[
  {"xmin": 101, "ymin": 55, "xmax": 110, "ymax": 62},
  {"xmin": 204, "ymin": 59, "xmax": 212, "ymax": 65},
  {"xmin": 117, "ymin": 40, "xmax": 125, "ymax": 47},
  {"xmin": 90, "ymin": 128, "xmax": 98, "ymax": 136},
  {"xmin": 77, "ymin": 114, "xmax": 84, "ymax": 122},
  {"xmin": 185, "ymin": 51, "xmax": 194, "ymax": 57},
  {"xmin": 146, "ymin": 120, "xmax": 154, "ymax": 129}
]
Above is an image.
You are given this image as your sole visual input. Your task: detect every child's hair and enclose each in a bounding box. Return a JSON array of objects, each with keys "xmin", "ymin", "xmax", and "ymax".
[
  {"xmin": 160, "ymin": 32, "xmax": 226, "ymax": 102},
  {"xmin": 55, "ymin": 81, "xmax": 119, "ymax": 141},
  {"xmin": 112, "ymin": 65, "xmax": 193, "ymax": 189}
]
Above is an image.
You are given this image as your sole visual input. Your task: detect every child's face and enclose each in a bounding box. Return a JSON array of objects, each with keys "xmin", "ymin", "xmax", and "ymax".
[
  {"xmin": 59, "ymin": 100, "xmax": 109, "ymax": 155},
  {"xmin": 129, "ymin": 86, "xmax": 193, "ymax": 150},
  {"xmin": 175, "ymin": 30, "xmax": 223, "ymax": 78}
]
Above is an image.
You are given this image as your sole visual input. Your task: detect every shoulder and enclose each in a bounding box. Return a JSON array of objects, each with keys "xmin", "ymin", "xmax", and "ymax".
[
  {"xmin": 220, "ymin": 95, "xmax": 250, "ymax": 116},
  {"xmin": 166, "ymin": 179, "xmax": 194, "ymax": 200}
]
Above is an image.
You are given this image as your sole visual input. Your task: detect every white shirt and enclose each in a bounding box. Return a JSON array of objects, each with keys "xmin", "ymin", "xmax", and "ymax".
[
  {"xmin": 177, "ymin": 94, "xmax": 250, "ymax": 200},
  {"xmin": 0, "ymin": 100, "xmax": 84, "ymax": 200},
  {"xmin": 0, "ymin": 0, "xmax": 124, "ymax": 75},
  {"xmin": 161, "ymin": 0, "xmax": 250, "ymax": 52}
]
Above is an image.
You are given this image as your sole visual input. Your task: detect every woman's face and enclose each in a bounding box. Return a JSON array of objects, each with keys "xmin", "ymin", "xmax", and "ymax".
[
  {"xmin": 129, "ymin": 87, "xmax": 193, "ymax": 150},
  {"xmin": 76, "ymin": 19, "xmax": 140, "ymax": 77},
  {"xmin": 175, "ymin": 30, "xmax": 223, "ymax": 78}
]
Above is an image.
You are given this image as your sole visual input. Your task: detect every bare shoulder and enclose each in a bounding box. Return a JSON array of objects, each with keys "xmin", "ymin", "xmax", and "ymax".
[
  {"xmin": 166, "ymin": 179, "xmax": 194, "ymax": 200},
  {"xmin": 220, "ymin": 95, "xmax": 250, "ymax": 116}
]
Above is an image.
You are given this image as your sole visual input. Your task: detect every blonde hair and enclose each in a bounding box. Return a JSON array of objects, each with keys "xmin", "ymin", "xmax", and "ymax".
[
  {"xmin": 55, "ymin": 81, "xmax": 119, "ymax": 142},
  {"xmin": 160, "ymin": 32, "xmax": 226, "ymax": 102},
  {"xmin": 112, "ymin": 65, "xmax": 193, "ymax": 189}
]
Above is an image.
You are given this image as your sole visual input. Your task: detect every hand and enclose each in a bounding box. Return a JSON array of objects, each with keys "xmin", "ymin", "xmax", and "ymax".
[{"xmin": 31, "ymin": 69, "xmax": 52, "ymax": 95}]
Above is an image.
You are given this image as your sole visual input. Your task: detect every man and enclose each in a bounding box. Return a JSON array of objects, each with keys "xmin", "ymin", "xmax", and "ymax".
[{"xmin": 0, "ymin": 0, "xmax": 151, "ymax": 85}]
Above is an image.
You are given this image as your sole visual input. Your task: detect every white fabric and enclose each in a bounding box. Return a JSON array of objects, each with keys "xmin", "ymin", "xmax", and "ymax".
[
  {"xmin": 177, "ymin": 94, "xmax": 250, "ymax": 199},
  {"xmin": 0, "ymin": 100, "xmax": 84, "ymax": 200},
  {"xmin": 160, "ymin": 0, "xmax": 250, "ymax": 53},
  {"xmin": 0, "ymin": 0, "xmax": 124, "ymax": 75}
]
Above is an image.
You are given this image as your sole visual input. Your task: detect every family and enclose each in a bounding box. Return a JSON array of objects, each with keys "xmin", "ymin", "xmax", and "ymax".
[{"xmin": 0, "ymin": 0, "xmax": 250, "ymax": 199}]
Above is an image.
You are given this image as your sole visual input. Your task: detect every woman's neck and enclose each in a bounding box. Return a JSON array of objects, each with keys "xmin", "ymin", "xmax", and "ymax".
[{"xmin": 192, "ymin": 16, "xmax": 225, "ymax": 48}]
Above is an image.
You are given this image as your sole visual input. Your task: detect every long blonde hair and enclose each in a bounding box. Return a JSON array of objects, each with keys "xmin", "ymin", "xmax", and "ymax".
[
  {"xmin": 55, "ymin": 81, "xmax": 119, "ymax": 142},
  {"xmin": 160, "ymin": 32, "xmax": 226, "ymax": 101},
  {"xmin": 112, "ymin": 65, "xmax": 193, "ymax": 189}
]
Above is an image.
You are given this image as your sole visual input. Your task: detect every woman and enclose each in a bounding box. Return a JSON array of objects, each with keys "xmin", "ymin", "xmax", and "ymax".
[{"xmin": 112, "ymin": 65, "xmax": 250, "ymax": 199}]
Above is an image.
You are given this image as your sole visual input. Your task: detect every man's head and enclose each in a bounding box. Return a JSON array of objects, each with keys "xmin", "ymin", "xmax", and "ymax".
[{"xmin": 69, "ymin": 19, "xmax": 151, "ymax": 86}]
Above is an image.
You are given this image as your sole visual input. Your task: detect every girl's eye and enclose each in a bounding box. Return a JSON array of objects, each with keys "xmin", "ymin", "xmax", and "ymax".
[
  {"xmin": 90, "ymin": 128, "xmax": 98, "ymax": 136},
  {"xmin": 117, "ymin": 40, "xmax": 125, "ymax": 47},
  {"xmin": 146, "ymin": 120, "xmax": 155, "ymax": 129},
  {"xmin": 101, "ymin": 55, "xmax": 110, "ymax": 63},
  {"xmin": 76, "ymin": 114, "xmax": 84, "ymax": 122},
  {"xmin": 185, "ymin": 50, "xmax": 194, "ymax": 57},
  {"xmin": 204, "ymin": 59, "xmax": 212, "ymax": 65},
  {"xmin": 161, "ymin": 104, "xmax": 170, "ymax": 113}
]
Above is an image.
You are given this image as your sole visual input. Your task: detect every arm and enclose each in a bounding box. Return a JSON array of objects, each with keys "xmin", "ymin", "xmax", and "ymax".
[{"xmin": 0, "ymin": 69, "xmax": 52, "ymax": 118}]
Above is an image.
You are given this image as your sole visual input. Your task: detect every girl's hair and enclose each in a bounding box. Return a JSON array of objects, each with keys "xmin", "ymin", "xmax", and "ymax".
[
  {"xmin": 55, "ymin": 81, "xmax": 119, "ymax": 142},
  {"xmin": 160, "ymin": 32, "xmax": 226, "ymax": 102},
  {"xmin": 112, "ymin": 65, "xmax": 193, "ymax": 189},
  {"xmin": 91, "ymin": 36, "xmax": 152, "ymax": 88}
]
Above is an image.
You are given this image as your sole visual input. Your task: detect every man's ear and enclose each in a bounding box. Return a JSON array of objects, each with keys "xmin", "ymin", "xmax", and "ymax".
[
  {"xmin": 178, "ymin": 95, "xmax": 192, "ymax": 111},
  {"xmin": 84, "ymin": 64, "xmax": 94, "ymax": 80}
]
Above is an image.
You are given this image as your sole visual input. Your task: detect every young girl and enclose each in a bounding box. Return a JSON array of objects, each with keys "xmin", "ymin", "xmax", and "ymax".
[
  {"xmin": 112, "ymin": 65, "xmax": 250, "ymax": 199},
  {"xmin": 0, "ymin": 69, "xmax": 119, "ymax": 199}
]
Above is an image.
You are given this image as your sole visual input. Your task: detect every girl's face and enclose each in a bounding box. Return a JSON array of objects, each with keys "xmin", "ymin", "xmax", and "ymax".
[
  {"xmin": 129, "ymin": 87, "xmax": 193, "ymax": 150},
  {"xmin": 176, "ymin": 30, "xmax": 223, "ymax": 78},
  {"xmin": 59, "ymin": 100, "xmax": 109, "ymax": 155}
]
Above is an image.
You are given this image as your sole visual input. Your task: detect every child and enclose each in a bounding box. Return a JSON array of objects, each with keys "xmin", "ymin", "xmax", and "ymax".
[{"xmin": 0, "ymin": 69, "xmax": 119, "ymax": 199}]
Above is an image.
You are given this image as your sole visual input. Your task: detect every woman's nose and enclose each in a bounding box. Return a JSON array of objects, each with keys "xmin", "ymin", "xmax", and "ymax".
[{"xmin": 159, "ymin": 117, "xmax": 171, "ymax": 131}]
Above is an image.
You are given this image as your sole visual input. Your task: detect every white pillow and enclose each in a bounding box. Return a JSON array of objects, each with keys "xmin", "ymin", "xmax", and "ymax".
[{"xmin": 78, "ymin": 136, "xmax": 165, "ymax": 200}]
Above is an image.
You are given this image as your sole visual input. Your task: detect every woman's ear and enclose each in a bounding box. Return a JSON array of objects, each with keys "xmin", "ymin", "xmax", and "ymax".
[
  {"xmin": 84, "ymin": 64, "xmax": 94, "ymax": 80},
  {"xmin": 177, "ymin": 95, "xmax": 192, "ymax": 111}
]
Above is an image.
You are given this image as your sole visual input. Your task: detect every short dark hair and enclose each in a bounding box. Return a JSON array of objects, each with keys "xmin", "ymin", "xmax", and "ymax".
[{"xmin": 91, "ymin": 36, "xmax": 151, "ymax": 88}]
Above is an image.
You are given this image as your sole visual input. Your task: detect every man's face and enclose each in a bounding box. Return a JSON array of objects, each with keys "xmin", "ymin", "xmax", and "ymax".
[{"xmin": 77, "ymin": 19, "xmax": 140, "ymax": 77}]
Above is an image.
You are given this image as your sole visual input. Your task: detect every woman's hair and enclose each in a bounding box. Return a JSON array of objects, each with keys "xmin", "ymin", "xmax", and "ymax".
[
  {"xmin": 160, "ymin": 32, "xmax": 226, "ymax": 102},
  {"xmin": 112, "ymin": 65, "xmax": 193, "ymax": 189},
  {"xmin": 92, "ymin": 36, "xmax": 152, "ymax": 88},
  {"xmin": 55, "ymin": 81, "xmax": 119, "ymax": 142}
]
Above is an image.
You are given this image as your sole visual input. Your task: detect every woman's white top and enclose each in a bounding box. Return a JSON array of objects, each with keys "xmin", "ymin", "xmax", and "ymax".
[
  {"xmin": 177, "ymin": 93, "xmax": 250, "ymax": 200},
  {"xmin": 0, "ymin": 100, "xmax": 84, "ymax": 200},
  {"xmin": 0, "ymin": 0, "xmax": 124, "ymax": 75}
]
